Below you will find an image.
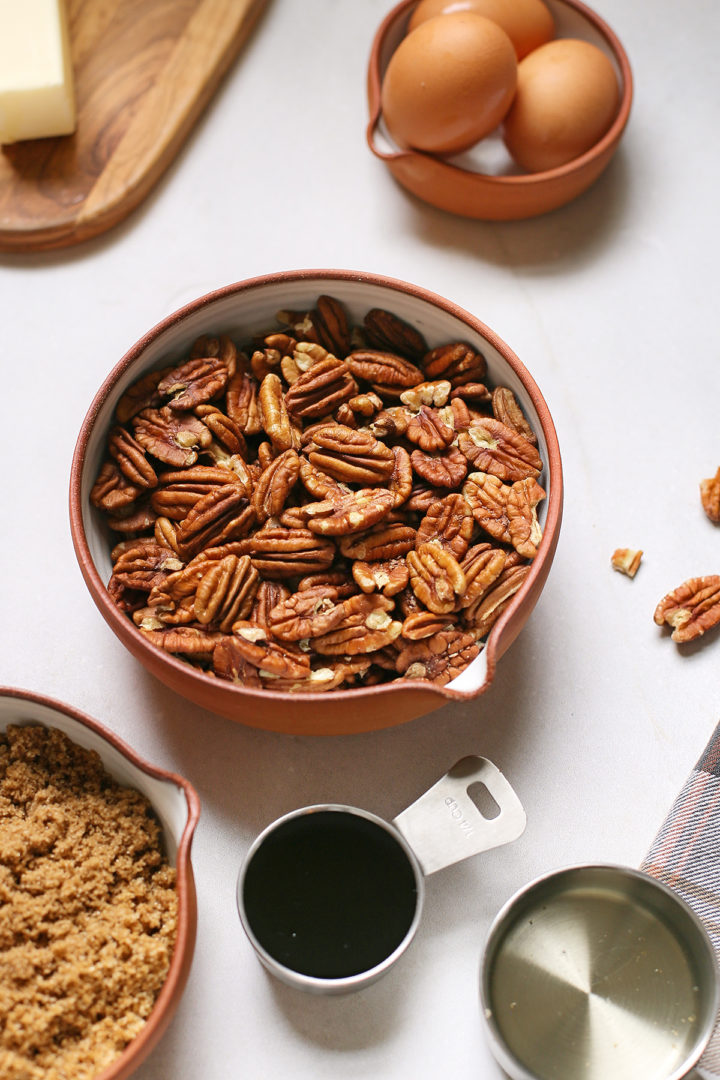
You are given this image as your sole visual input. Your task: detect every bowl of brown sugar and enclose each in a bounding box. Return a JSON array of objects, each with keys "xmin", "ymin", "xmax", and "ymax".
[
  {"xmin": 70, "ymin": 269, "xmax": 563, "ymax": 735},
  {"xmin": 0, "ymin": 686, "xmax": 200, "ymax": 1080}
]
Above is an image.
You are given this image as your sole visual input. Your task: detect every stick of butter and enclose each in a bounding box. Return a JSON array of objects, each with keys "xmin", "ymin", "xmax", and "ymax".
[{"xmin": 0, "ymin": 0, "xmax": 76, "ymax": 144}]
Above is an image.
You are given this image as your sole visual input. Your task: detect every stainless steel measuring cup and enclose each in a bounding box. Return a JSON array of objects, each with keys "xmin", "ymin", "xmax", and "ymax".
[
  {"xmin": 480, "ymin": 863, "xmax": 719, "ymax": 1080},
  {"xmin": 236, "ymin": 755, "xmax": 526, "ymax": 994}
]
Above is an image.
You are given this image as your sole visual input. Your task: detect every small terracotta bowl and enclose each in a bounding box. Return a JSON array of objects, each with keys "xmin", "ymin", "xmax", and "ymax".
[
  {"xmin": 0, "ymin": 686, "xmax": 200, "ymax": 1080},
  {"xmin": 70, "ymin": 269, "xmax": 563, "ymax": 735},
  {"xmin": 367, "ymin": 0, "xmax": 633, "ymax": 220}
]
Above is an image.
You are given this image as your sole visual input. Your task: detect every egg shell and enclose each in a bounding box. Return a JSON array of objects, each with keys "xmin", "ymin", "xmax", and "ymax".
[
  {"xmin": 381, "ymin": 12, "xmax": 517, "ymax": 155},
  {"xmin": 503, "ymin": 38, "xmax": 620, "ymax": 173},
  {"xmin": 408, "ymin": 0, "xmax": 554, "ymax": 60}
]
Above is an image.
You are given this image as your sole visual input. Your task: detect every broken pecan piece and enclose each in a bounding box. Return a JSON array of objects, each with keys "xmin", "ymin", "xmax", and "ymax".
[
  {"xmin": 611, "ymin": 548, "xmax": 643, "ymax": 578},
  {"xmin": 700, "ymin": 468, "xmax": 720, "ymax": 523},
  {"xmin": 654, "ymin": 576, "xmax": 720, "ymax": 643}
]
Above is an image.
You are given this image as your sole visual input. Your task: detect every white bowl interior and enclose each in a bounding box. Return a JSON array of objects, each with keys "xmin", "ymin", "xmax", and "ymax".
[
  {"xmin": 0, "ymin": 694, "xmax": 189, "ymax": 863},
  {"xmin": 373, "ymin": 0, "xmax": 627, "ymax": 177},
  {"xmin": 80, "ymin": 275, "xmax": 554, "ymax": 695}
]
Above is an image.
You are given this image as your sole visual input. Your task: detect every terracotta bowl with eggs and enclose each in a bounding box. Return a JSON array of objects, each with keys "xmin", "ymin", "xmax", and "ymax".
[
  {"xmin": 367, "ymin": 0, "xmax": 633, "ymax": 219},
  {"xmin": 70, "ymin": 269, "xmax": 563, "ymax": 736}
]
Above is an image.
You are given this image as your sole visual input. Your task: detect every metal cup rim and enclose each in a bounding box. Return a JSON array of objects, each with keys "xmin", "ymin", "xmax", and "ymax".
[{"xmin": 236, "ymin": 803, "xmax": 426, "ymax": 994}]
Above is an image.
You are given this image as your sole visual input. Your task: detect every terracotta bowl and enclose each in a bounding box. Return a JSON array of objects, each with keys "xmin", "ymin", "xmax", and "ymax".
[
  {"xmin": 70, "ymin": 269, "xmax": 563, "ymax": 735},
  {"xmin": 0, "ymin": 685, "xmax": 200, "ymax": 1080},
  {"xmin": 367, "ymin": 0, "xmax": 633, "ymax": 220}
]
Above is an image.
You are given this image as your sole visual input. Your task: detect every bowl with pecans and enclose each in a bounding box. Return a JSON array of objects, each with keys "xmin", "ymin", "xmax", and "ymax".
[
  {"xmin": 0, "ymin": 685, "xmax": 200, "ymax": 1080},
  {"xmin": 70, "ymin": 270, "xmax": 563, "ymax": 734}
]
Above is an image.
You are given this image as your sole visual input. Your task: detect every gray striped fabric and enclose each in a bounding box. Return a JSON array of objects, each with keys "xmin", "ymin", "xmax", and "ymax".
[{"xmin": 641, "ymin": 726, "xmax": 720, "ymax": 1077}]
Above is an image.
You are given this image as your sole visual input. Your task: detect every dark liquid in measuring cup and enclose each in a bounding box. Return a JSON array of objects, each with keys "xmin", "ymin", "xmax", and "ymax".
[{"xmin": 242, "ymin": 810, "xmax": 419, "ymax": 979}]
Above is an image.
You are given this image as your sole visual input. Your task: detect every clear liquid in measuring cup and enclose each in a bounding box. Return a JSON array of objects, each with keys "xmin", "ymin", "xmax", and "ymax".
[{"xmin": 242, "ymin": 809, "xmax": 419, "ymax": 979}]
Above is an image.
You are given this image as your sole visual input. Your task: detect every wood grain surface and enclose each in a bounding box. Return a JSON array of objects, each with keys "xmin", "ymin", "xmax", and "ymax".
[{"xmin": 0, "ymin": 0, "xmax": 268, "ymax": 252}]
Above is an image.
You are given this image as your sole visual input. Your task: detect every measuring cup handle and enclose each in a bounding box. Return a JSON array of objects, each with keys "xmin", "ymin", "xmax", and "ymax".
[{"xmin": 391, "ymin": 756, "xmax": 526, "ymax": 876}]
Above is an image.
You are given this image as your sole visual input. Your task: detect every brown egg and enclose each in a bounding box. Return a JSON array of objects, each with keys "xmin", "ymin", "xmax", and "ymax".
[
  {"xmin": 381, "ymin": 13, "xmax": 517, "ymax": 155},
  {"xmin": 409, "ymin": 0, "xmax": 554, "ymax": 60},
  {"xmin": 503, "ymin": 38, "xmax": 620, "ymax": 172}
]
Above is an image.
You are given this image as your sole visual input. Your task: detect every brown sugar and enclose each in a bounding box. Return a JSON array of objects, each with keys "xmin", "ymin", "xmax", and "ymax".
[{"xmin": 0, "ymin": 724, "xmax": 178, "ymax": 1080}]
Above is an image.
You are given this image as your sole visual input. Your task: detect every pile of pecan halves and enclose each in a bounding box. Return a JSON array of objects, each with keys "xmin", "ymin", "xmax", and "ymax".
[{"xmin": 91, "ymin": 295, "xmax": 546, "ymax": 692}]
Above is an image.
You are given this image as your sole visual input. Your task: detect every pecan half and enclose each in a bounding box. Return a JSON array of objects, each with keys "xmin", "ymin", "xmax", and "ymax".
[
  {"xmin": 459, "ymin": 544, "xmax": 507, "ymax": 609},
  {"xmin": 411, "ymin": 446, "xmax": 467, "ymax": 489},
  {"xmin": 115, "ymin": 367, "xmax": 171, "ymax": 424},
  {"xmin": 194, "ymin": 404, "xmax": 248, "ymax": 458},
  {"xmin": 507, "ymin": 478, "xmax": 545, "ymax": 559},
  {"xmin": 492, "ymin": 386, "xmax": 537, "ymax": 444},
  {"xmin": 90, "ymin": 461, "xmax": 143, "ymax": 512},
  {"xmin": 284, "ymin": 357, "xmax": 358, "ymax": 419},
  {"xmin": 458, "ymin": 418, "xmax": 542, "ymax": 482},
  {"xmin": 406, "ymin": 543, "xmax": 467, "ymax": 614},
  {"xmin": 352, "ymin": 559, "xmax": 410, "ymax": 597},
  {"xmin": 345, "ymin": 349, "xmax": 424, "ymax": 393},
  {"xmin": 396, "ymin": 629, "xmax": 480, "ymax": 685},
  {"xmin": 423, "ymin": 343, "xmax": 487, "ymax": 386},
  {"xmin": 252, "ymin": 449, "xmax": 300, "ymax": 523},
  {"xmin": 306, "ymin": 424, "xmax": 395, "ymax": 484},
  {"xmin": 400, "ymin": 611, "xmax": 455, "ymax": 640},
  {"xmin": 463, "ymin": 471, "xmax": 511, "ymax": 544},
  {"xmin": 388, "ymin": 446, "xmax": 414, "ymax": 507},
  {"xmin": 363, "ymin": 308, "xmax": 428, "ymax": 360},
  {"xmin": 339, "ymin": 522, "xmax": 416, "ymax": 560},
  {"xmin": 158, "ymin": 356, "xmax": 230, "ymax": 409},
  {"xmin": 230, "ymin": 623, "xmax": 311, "ymax": 678},
  {"xmin": 654, "ymin": 576, "xmax": 720, "ymax": 643},
  {"xmin": 226, "ymin": 371, "xmax": 262, "ymax": 435},
  {"xmin": 213, "ymin": 638, "xmax": 262, "ymax": 686},
  {"xmin": 416, "ymin": 494, "xmax": 474, "ymax": 560},
  {"xmin": 110, "ymin": 540, "xmax": 184, "ymax": 591},
  {"xmin": 108, "ymin": 426, "xmax": 157, "ymax": 489},
  {"xmin": 132, "ymin": 407, "xmax": 212, "ymax": 468},
  {"xmin": 462, "ymin": 565, "xmax": 530, "ymax": 636},
  {"xmin": 312, "ymin": 595, "xmax": 401, "ymax": 655},
  {"xmin": 193, "ymin": 554, "xmax": 259, "ymax": 632},
  {"xmin": 175, "ymin": 485, "xmax": 255, "ymax": 560},
  {"xmin": 266, "ymin": 586, "xmax": 347, "ymax": 641},
  {"xmin": 258, "ymin": 373, "xmax": 301, "ymax": 451},
  {"xmin": 406, "ymin": 406, "xmax": 455, "ymax": 452},
  {"xmin": 140, "ymin": 625, "xmax": 221, "ymax": 660},
  {"xmin": 312, "ymin": 295, "xmax": 352, "ymax": 356},
  {"xmin": 151, "ymin": 466, "xmax": 248, "ymax": 521},
  {"xmin": 246, "ymin": 526, "xmax": 335, "ymax": 577},
  {"xmin": 250, "ymin": 580, "xmax": 292, "ymax": 629},
  {"xmin": 303, "ymin": 487, "xmax": 395, "ymax": 536}
]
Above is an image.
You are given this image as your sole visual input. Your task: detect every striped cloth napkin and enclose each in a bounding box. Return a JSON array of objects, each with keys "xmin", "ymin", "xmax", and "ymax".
[{"xmin": 641, "ymin": 725, "xmax": 720, "ymax": 1078}]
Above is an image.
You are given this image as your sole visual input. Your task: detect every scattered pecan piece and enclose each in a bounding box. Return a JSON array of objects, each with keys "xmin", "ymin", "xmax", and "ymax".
[
  {"xmin": 700, "ymin": 468, "xmax": 720, "ymax": 523},
  {"xmin": 611, "ymin": 548, "xmax": 643, "ymax": 578},
  {"xmin": 654, "ymin": 576, "xmax": 720, "ymax": 643}
]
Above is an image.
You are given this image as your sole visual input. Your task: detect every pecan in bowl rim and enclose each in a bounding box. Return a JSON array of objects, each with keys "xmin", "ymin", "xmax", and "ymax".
[
  {"xmin": 69, "ymin": 269, "xmax": 563, "ymax": 735},
  {"xmin": 0, "ymin": 684, "xmax": 200, "ymax": 1080}
]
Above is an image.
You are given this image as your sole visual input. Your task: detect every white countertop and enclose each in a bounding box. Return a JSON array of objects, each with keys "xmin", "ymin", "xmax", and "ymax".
[{"xmin": 2, "ymin": 1, "xmax": 719, "ymax": 1077}]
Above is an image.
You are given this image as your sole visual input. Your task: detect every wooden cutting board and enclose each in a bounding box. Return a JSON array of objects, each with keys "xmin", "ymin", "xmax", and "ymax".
[{"xmin": 0, "ymin": 0, "xmax": 268, "ymax": 252}]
